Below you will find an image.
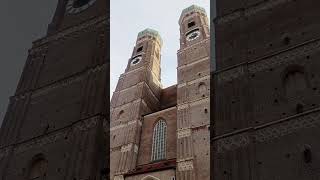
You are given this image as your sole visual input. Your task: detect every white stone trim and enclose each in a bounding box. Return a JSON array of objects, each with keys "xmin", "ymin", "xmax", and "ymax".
[
  {"xmin": 191, "ymin": 97, "xmax": 209, "ymax": 107},
  {"xmin": 178, "ymin": 97, "xmax": 209, "ymax": 108},
  {"xmin": 110, "ymin": 120, "xmax": 142, "ymax": 131},
  {"xmin": 141, "ymin": 175, "xmax": 160, "ymax": 180},
  {"xmin": 177, "ymin": 57, "xmax": 209, "ymax": 70},
  {"xmin": 177, "ymin": 128, "xmax": 191, "ymax": 139},
  {"xmin": 178, "ymin": 75, "xmax": 210, "ymax": 88},
  {"xmin": 177, "ymin": 160, "xmax": 194, "ymax": 171},
  {"xmin": 177, "ymin": 104, "xmax": 188, "ymax": 110},
  {"xmin": 114, "ymin": 82, "xmax": 144, "ymax": 94},
  {"xmin": 177, "ymin": 38, "xmax": 210, "ymax": 53},
  {"xmin": 134, "ymin": 144, "xmax": 139, "ymax": 153},
  {"xmin": 114, "ymin": 175, "xmax": 124, "ymax": 180},
  {"xmin": 143, "ymin": 106, "xmax": 176, "ymax": 118},
  {"xmin": 121, "ymin": 144, "xmax": 132, "ymax": 152},
  {"xmin": 110, "ymin": 99, "xmax": 144, "ymax": 112},
  {"xmin": 122, "ymin": 66, "xmax": 145, "ymax": 76}
]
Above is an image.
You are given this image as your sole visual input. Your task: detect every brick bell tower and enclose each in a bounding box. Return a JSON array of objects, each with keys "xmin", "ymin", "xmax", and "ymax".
[
  {"xmin": 0, "ymin": 0, "xmax": 107, "ymax": 179},
  {"xmin": 176, "ymin": 5, "xmax": 210, "ymax": 180},
  {"xmin": 110, "ymin": 29, "xmax": 163, "ymax": 180}
]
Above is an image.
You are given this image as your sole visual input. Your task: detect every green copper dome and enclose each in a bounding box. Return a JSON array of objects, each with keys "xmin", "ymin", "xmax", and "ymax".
[
  {"xmin": 179, "ymin": 5, "xmax": 207, "ymax": 24},
  {"xmin": 137, "ymin": 28, "xmax": 163, "ymax": 45}
]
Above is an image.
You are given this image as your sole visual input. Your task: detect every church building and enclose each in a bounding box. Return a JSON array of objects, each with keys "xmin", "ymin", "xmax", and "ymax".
[{"xmin": 110, "ymin": 5, "xmax": 210, "ymax": 180}]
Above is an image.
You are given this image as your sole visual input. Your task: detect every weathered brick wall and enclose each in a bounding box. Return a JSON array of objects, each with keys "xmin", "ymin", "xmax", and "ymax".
[
  {"xmin": 213, "ymin": 0, "xmax": 320, "ymax": 179},
  {"xmin": 138, "ymin": 107, "xmax": 177, "ymax": 166}
]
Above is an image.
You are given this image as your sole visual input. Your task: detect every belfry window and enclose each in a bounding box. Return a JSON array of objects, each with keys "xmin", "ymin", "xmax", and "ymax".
[
  {"xmin": 137, "ymin": 46, "xmax": 143, "ymax": 53},
  {"xmin": 151, "ymin": 119, "xmax": 167, "ymax": 161},
  {"xmin": 188, "ymin": 21, "xmax": 196, "ymax": 28}
]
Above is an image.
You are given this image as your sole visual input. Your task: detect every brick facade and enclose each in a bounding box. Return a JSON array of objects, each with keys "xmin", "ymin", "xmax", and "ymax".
[
  {"xmin": 212, "ymin": 0, "xmax": 320, "ymax": 179},
  {"xmin": 0, "ymin": 0, "xmax": 108, "ymax": 179},
  {"xmin": 110, "ymin": 5, "xmax": 210, "ymax": 180}
]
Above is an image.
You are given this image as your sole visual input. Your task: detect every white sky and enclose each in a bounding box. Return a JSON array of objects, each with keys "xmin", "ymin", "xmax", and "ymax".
[{"xmin": 110, "ymin": 0, "xmax": 210, "ymax": 97}]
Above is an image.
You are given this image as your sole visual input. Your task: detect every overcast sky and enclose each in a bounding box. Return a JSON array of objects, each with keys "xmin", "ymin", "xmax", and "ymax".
[
  {"xmin": 110, "ymin": 0, "xmax": 210, "ymax": 97},
  {"xmin": 0, "ymin": 0, "xmax": 58, "ymax": 124}
]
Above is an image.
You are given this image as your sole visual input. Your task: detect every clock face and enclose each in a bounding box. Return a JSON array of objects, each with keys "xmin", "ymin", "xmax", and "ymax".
[
  {"xmin": 131, "ymin": 56, "xmax": 142, "ymax": 66},
  {"xmin": 186, "ymin": 30, "xmax": 201, "ymax": 41},
  {"xmin": 66, "ymin": 0, "xmax": 96, "ymax": 14}
]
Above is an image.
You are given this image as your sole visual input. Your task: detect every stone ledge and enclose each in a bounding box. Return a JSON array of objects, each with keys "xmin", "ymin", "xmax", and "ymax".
[{"xmin": 213, "ymin": 107, "xmax": 320, "ymax": 153}]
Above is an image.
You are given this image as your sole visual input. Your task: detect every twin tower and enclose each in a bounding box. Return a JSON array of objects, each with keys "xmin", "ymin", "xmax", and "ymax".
[{"xmin": 110, "ymin": 5, "xmax": 210, "ymax": 180}]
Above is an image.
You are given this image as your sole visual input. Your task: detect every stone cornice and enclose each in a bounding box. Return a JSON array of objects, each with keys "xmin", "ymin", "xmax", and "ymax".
[
  {"xmin": 0, "ymin": 115, "xmax": 104, "ymax": 158},
  {"xmin": 30, "ymin": 15, "xmax": 108, "ymax": 54},
  {"xmin": 213, "ymin": 107, "xmax": 320, "ymax": 153},
  {"xmin": 12, "ymin": 63, "xmax": 107, "ymax": 101},
  {"xmin": 214, "ymin": 0, "xmax": 293, "ymax": 25},
  {"xmin": 216, "ymin": 37, "xmax": 320, "ymax": 84}
]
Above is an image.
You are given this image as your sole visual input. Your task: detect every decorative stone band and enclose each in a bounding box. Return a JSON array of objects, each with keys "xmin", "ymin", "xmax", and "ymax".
[
  {"xmin": 144, "ymin": 106, "xmax": 176, "ymax": 118},
  {"xmin": 178, "ymin": 97, "xmax": 209, "ymax": 109},
  {"xmin": 110, "ymin": 99, "xmax": 147, "ymax": 113},
  {"xmin": 114, "ymin": 82, "xmax": 144, "ymax": 94},
  {"xmin": 178, "ymin": 39, "xmax": 210, "ymax": 53},
  {"xmin": 177, "ymin": 159, "xmax": 194, "ymax": 171},
  {"xmin": 113, "ymin": 81, "xmax": 159, "ymax": 103},
  {"xmin": 110, "ymin": 120, "xmax": 142, "ymax": 132},
  {"xmin": 215, "ymin": 0, "xmax": 293, "ymax": 25},
  {"xmin": 120, "ymin": 143, "xmax": 139, "ymax": 153},
  {"xmin": 121, "ymin": 144, "xmax": 132, "ymax": 152},
  {"xmin": 0, "ymin": 115, "xmax": 103, "ymax": 157},
  {"xmin": 114, "ymin": 175, "xmax": 124, "ymax": 180},
  {"xmin": 177, "ymin": 74, "xmax": 210, "ymax": 89},
  {"xmin": 177, "ymin": 128, "xmax": 192, "ymax": 139},
  {"xmin": 122, "ymin": 66, "xmax": 145, "ymax": 76},
  {"xmin": 214, "ymin": 108, "xmax": 320, "ymax": 153},
  {"xmin": 177, "ymin": 57, "xmax": 210, "ymax": 70},
  {"xmin": 32, "ymin": 15, "xmax": 108, "ymax": 49},
  {"xmin": 216, "ymin": 38, "xmax": 320, "ymax": 84},
  {"xmin": 177, "ymin": 104, "xmax": 188, "ymax": 110},
  {"xmin": 30, "ymin": 63, "xmax": 106, "ymax": 99}
]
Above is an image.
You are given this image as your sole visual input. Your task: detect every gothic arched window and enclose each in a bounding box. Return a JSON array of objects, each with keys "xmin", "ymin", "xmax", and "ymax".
[
  {"xmin": 151, "ymin": 119, "xmax": 167, "ymax": 161},
  {"xmin": 28, "ymin": 157, "xmax": 48, "ymax": 180}
]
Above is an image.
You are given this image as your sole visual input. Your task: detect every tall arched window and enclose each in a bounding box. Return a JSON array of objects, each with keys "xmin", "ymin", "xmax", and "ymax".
[{"xmin": 151, "ymin": 119, "xmax": 167, "ymax": 161}]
